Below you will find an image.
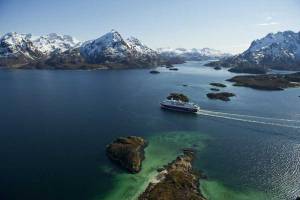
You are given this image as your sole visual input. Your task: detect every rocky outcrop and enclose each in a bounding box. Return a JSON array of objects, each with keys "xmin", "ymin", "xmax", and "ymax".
[
  {"xmin": 138, "ymin": 149, "xmax": 206, "ymax": 200},
  {"xmin": 227, "ymin": 72, "xmax": 300, "ymax": 90},
  {"xmin": 209, "ymin": 82, "xmax": 226, "ymax": 88},
  {"xmin": 167, "ymin": 93, "xmax": 189, "ymax": 102},
  {"xmin": 206, "ymin": 57, "xmax": 268, "ymax": 74},
  {"xmin": 228, "ymin": 65, "xmax": 267, "ymax": 74},
  {"xmin": 149, "ymin": 70, "xmax": 160, "ymax": 74},
  {"xmin": 106, "ymin": 136, "xmax": 147, "ymax": 173},
  {"xmin": 206, "ymin": 92, "xmax": 235, "ymax": 101}
]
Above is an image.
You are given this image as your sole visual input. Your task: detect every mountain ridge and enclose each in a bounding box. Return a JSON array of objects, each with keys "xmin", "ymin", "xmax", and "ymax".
[{"xmin": 207, "ymin": 30, "xmax": 300, "ymax": 74}]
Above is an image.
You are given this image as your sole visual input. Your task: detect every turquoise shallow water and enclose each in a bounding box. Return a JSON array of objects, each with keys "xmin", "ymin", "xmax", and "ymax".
[
  {"xmin": 98, "ymin": 131, "xmax": 209, "ymax": 200},
  {"xmin": 0, "ymin": 61, "xmax": 299, "ymax": 199}
]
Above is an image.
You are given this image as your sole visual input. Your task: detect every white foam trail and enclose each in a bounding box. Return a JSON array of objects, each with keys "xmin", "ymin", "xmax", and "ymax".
[
  {"xmin": 197, "ymin": 111, "xmax": 300, "ymax": 129},
  {"xmin": 200, "ymin": 109, "xmax": 300, "ymax": 123}
]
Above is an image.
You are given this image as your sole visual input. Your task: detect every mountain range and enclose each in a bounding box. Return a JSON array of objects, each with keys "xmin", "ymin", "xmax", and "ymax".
[
  {"xmin": 207, "ymin": 30, "xmax": 300, "ymax": 74},
  {"xmin": 0, "ymin": 30, "xmax": 163, "ymax": 69},
  {"xmin": 157, "ymin": 47, "xmax": 230, "ymax": 61},
  {"xmin": 0, "ymin": 30, "xmax": 230, "ymax": 69},
  {"xmin": 1, "ymin": 30, "xmax": 299, "ymax": 72}
]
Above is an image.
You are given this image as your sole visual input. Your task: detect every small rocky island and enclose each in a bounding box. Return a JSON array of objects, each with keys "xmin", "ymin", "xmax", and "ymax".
[
  {"xmin": 209, "ymin": 82, "xmax": 226, "ymax": 88},
  {"xmin": 167, "ymin": 93, "xmax": 189, "ymax": 102},
  {"xmin": 106, "ymin": 136, "xmax": 147, "ymax": 173},
  {"xmin": 227, "ymin": 72, "xmax": 300, "ymax": 90},
  {"xmin": 169, "ymin": 67, "xmax": 179, "ymax": 71},
  {"xmin": 149, "ymin": 70, "xmax": 160, "ymax": 74},
  {"xmin": 138, "ymin": 149, "xmax": 206, "ymax": 200},
  {"xmin": 206, "ymin": 92, "xmax": 235, "ymax": 101}
]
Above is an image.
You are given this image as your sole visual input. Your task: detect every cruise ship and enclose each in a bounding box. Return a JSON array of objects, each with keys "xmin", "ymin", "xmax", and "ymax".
[{"xmin": 160, "ymin": 100, "xmax": 199, "ymax": 113}]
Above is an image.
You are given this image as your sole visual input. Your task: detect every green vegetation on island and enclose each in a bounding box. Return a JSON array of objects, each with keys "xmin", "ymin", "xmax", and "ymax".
[{"xmin": 106, "ymin": 136, "xmax": 148, "ymax": 173}]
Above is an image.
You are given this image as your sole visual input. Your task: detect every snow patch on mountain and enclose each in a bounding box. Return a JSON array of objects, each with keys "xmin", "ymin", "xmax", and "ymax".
[
  {"xmin": 207, "ymin": 30, "xmax": 300, "ymax": 73},
  {"xmin": 80, "ymin": 30, "xmax": 158, "ymax": 64},
  {"xmin": 0, "ymin": 32, "xmax": 80, "ymax": 59},
  {"xmin": 32, "ymin": 33, "xmax": 80, "ymax": 54},
  {"xmin": 80, "ymin": 30, "xmax": 130, "ymax": 60},
  {"xmin": 126, "ymin": 36, "xmax": 157, "ymax": 56},
  {"xmin": 0, "ymin": 32, "xmax": 41, "ymax": 60},
  {"xmin": 243, "ymin": 31, "xmax": 300, "ymax": 62}
]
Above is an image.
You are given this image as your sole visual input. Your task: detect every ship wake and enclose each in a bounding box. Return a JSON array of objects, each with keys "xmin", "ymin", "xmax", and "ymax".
[{"xmin": 197, "ymin": 109, "xmax": 300, "ymax": 129}]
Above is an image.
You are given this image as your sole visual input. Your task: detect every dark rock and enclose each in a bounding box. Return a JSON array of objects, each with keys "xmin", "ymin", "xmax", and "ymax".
[
  {"xmin": 214, "ymin": 66, "xmax": 221, "ymax": 70},
  {"xmin": 167, "ymin": 93, "xmax": 189, "ymax": 102},
  {"xmin": 210, "ymin": 88, "xmax": 220, "ymax": 91},
  {"xmin": 182, "ymin": 147, "xmax": 197, "ymax": 154},
  {"xmin": 149, "ymin": 70, "xmax": 160, "ymax": 74},
  {"xmin": 169, "ymin": 67, "xmax": 178, "ymax": 71},
  {"xmin": 182, "ymin": 84, "xmax": 188, "ymax": 87},
  {"xmin": 206, "ymin": 92, "xmax": 235, "ymax": 101},
  {"xmin": 205, "ymin": 58, "xmax": 269, "ymax": 75},
  {"xmin": 204, "ymin": 60, "xmax": 221, "ymax": 67},
  {"xmin": 296, "ymin": 197, "xmax": 300, "ymax": 200},
  {"xmin": 157, "ymin": 167, "xmax": 165, "ymax": 172},
  {"xmin": 209, "ymin": 82, "xmax": 226, "ymax": 87},
  {"xmin": 163, "ymin": 57, "xmax": 185, "ymax": 66},
  {"xmin": 106, "ymin": 136, "xmax": 147, "ymax": 173},
  {"xmin": 138, "ymin": 149, "xmax": 206, "ymax": 200},
  {"xmin": 228, "ymin": 66, "xmax": 267, "ymax": 74},
  {"xmin": 227, "ymin": 72, "xmax": 300, "ymax": 90},
  {"xmin": 166, "ymin": 62, "xmax": 174, "ymax": 67}
]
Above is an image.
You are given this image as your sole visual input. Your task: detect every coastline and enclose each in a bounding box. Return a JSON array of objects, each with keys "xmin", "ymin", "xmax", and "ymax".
[{"xmin": 138, "ymin": 148, "xmax": 207, "ymax": 200}]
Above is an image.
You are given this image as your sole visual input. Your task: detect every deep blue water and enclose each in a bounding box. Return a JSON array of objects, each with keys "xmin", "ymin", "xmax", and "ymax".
[{"xmin": 0, "ymin": 61, "xmax": 299, "ymax": 199}]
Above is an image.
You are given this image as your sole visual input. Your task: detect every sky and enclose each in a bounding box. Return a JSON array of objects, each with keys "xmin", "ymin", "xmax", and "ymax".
[{"xmin": 0, "ymin": 0, "xmax": 299, "ymax": 54}]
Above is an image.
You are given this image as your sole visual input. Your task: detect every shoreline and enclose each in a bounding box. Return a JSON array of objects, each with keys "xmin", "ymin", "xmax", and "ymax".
[{"xmin": 138, "ymin": 148, "xmax": 207, "ymax": 200}]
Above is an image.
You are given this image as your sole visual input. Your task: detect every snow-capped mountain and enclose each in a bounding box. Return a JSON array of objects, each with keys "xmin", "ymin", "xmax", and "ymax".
[
  {"xmin": 241, "ymin": 31, "xmax": 300, "ymax": 67},
  {"xmin": 0, "ymin": 32, "xmax": 44, "ymax": 66},
  {"xmin": 0, "ymin": 32, "xmax": 80, "ymax": 66},
  {"xmin": 0, "ymin": 32, "xmax": 41, "ymax": 58},
  {"xmin": 207, "ymin": 31, "xmax": 300, "ymax": 73},
  {"xmin": 157, "ymin": 47, "xmax": 230, "ymax": 61},
  {"xmin": 0, "ymin": 30, "xmax": 162, "ymax": 68},
  {"xmin": 79, "ymin": 30, "xmax": 159, "ymax": 67},
  {"xmin": 80, "ymin": 30, "xmax": 130, "ymax": 62},
  {"xmin": 32, "ymin": 33, "xmax": 80, "ymax": 55},
  {"xmin": 126, "ymin": 36, "xmax": 157, "ymax": 57}
]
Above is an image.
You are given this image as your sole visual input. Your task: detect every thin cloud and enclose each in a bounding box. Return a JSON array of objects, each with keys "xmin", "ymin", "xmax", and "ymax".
[
  {"xmin": 266, "ymin": 16, "xmax": 273, "ymax": 21},
  {"xmin": 257, "ymin": 16, "xmax": 279, "ymax": 26},
  {"xmin": 257, "ymin": 22, "xmax": 279, "ymax": 26}
]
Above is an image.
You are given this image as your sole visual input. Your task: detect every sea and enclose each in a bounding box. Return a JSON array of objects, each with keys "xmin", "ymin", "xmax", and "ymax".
[{"xmin": 0, "ymin": 61, "xmax": 299, "ymax": 200}]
